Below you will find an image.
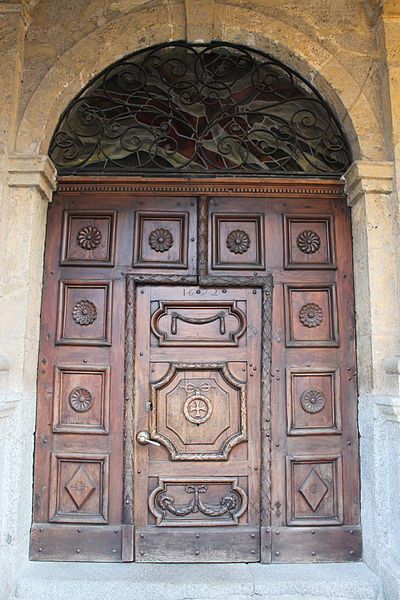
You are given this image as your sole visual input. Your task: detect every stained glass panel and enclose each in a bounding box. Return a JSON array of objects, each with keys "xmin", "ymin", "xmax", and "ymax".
[{"xmin": 50, "ymin": 42, "xmax": 351, "ymax": 175}]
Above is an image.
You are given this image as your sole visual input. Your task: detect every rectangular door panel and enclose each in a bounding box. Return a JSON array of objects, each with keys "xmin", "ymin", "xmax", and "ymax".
[{"xmin": 134, "ymin": 285, "xmax": 262, "ymax": 562}]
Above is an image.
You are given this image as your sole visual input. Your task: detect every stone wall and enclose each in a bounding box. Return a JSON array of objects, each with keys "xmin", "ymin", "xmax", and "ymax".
[{"xmin": 0, "ymin": 1, "xmax": 399, "ymax": 599}]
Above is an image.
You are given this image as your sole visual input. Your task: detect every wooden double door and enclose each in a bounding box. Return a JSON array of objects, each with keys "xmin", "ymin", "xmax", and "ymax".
[{"xmin": 31, "ymin": 178, "xmax": 361, "ymax": 563}]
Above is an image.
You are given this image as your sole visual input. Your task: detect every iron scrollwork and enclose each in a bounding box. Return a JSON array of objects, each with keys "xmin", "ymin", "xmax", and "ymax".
[{"xmin": 50, "ymin": 42, "xmax": 351, "ymax": 176}]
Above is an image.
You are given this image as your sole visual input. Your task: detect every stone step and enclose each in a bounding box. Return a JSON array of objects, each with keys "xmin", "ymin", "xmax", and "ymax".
[{"xmin": 10, "ymin": 561, "xmax": 383, "ymax": 600}]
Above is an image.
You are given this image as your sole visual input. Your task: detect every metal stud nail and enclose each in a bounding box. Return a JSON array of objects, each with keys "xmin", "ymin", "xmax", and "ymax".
[
  {"xmin": 251, "ymin": 533, "xmax": 256, "ymax": 538},
  {"xmin": 140, "ymin": 533, "xmax": 144, "ymax": 538},
  {"xmin": 195, "ymin": 550, "xmax": 200, "ymax": 555},
  {"xmin": 195, "ymin": 533, "xmax": 200, "ymax": 538},
  {"xmin": 275, "ymin": 551, "xmax": 280, "ymax": 556},
  {"xmin": 76, "ymin": 549, "xmax": 80, "ymax": 553}
]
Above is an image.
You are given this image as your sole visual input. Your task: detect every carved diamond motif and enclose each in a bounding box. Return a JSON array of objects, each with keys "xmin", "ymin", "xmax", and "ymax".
[
  {"xmin": 299, "ymin": 468, "xmax": 328, "ymax": 511},
  {"xmin": 65, "ymin": 465, "xmax": 96, "ymax": 509}
]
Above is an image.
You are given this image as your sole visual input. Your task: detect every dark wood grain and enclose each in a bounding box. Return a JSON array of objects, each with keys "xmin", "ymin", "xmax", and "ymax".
[{"xmin": 31, "ymin": 178, "xmax": 359, "ymax": 563}]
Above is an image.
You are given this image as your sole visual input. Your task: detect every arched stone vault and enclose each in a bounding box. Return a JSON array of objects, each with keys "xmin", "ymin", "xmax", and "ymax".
[{"xmin": 15, "ymin": 0, "xmax": 384, "ymax": 162}]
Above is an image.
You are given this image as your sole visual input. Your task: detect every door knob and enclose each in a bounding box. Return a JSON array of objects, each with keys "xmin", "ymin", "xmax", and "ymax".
[{"xmin": 136, "ymin": 431, "xmax": 161, "ymax": 446}]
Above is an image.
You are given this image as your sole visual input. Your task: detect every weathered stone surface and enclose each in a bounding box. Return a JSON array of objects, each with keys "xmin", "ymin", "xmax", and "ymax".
[{"xmin": 9, "ymin": 561, "xmax": 383, "ymax": 600}]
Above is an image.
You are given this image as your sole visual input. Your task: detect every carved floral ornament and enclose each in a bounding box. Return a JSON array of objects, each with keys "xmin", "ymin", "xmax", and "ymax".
[
  {"xmin": 296, "ymin": 230, "xmax": 321, "ymax": 254},
  {"xmin": 149, "ymin": 227, "xmax": 174, "ymax": 252},
  {"xmin": 49, "ymin": 42, "xmax": 351, "ymax": 176},
  {"xmin": 226, "ymin": 229, "xmax": 251, "ymax": 254},
  {"xmin": 300, "ymin": 388, "xmax": 326, "ymax": 413},
  {"xmin": 72, "ymin": 299, "xmax": 97, "ymax": 325},
  {"xmin": 299, "ymin": 302, "xmax": 323, "ymax": 328},
  {"xmin": 77, "ymin": 226, "xmax": 102, "ymax": 250},
  {"xmin": 69, "ymin": 387, "xmax": 94, "ymax": 412}
]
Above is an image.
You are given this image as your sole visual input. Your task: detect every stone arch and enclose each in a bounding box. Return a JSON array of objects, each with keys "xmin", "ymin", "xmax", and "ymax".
[{"xmin": 15, "ymin": 4, "xmax": 384, "ymax": 162}]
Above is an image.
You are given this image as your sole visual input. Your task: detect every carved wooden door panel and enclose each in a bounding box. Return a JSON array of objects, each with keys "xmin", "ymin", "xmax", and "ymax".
[{"xmin": 134, "ymin": 285, "xmax": 262, "ymax": 562}]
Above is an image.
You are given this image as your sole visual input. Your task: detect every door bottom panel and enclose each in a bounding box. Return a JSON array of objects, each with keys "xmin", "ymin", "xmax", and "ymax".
[{"xmin": 135, "ymin": 526, "xmax": 260, "ymax": 562}]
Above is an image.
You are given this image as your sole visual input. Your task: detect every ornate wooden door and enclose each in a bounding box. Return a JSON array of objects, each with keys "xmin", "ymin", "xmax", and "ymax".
[
  {"xmin": 133, "ymin": 285, "xmax": 262, "ymax": 561},
  {"xmin": 30, "ymin": 178, "xmax": 361, "ymax": 563}
]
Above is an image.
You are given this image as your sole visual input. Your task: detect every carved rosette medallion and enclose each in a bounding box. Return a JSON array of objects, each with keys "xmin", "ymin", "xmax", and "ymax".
[
  {"xmin": 149, "ymin": 228, "xmax": 174, "ymax": 252},
  {"xmin": 299, "ymin": 302, "xmax": 323, "ymax": 328},
  {"xmin": 300, "ymin": 388, "xmax": 325, "ymax": 413},
  {"xmin": 69, "ymin": 387, "xmax": 94, "ymax": 412},
  {"xmin": 72, "ymin": 300, "xmax": 97, "ymax": 325},
  {"xmin": 183, "ymin": 394, "xmax": 212, "ymax": 425},
  {"xmin": 296, "ymin": 230, "xmax": 321, "ymax": 254},
  {"xmin": 226, "ymin": 229, "xmax": 251, "ymax": 254},
  {"xmin": 77, "ymin": 226, "xmax": 102, "ymax": 250}
]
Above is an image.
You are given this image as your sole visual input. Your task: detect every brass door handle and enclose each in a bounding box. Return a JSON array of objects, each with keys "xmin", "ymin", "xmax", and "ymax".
[{"xmin": 136, "ymin": 431, "xmax": 161, "ymax": 446}]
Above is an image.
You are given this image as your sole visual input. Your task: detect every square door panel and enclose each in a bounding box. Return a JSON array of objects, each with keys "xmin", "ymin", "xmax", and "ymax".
[
  {"xmin": 286, "ymin": 455, "xmax": 343, "ymax": 526},
  {"xmin": 53, "ymin": 365, "xmax": 110, "ymax": 433},
  {"xmin": 284, "ymin": 284, "xmax": 339, "ymax": 347},
  {"xmin": 211, "ymin": 214, "xmax": 265, "ymax": 270},
  {"xmin": 286, "ymin": 367, "xmax": 341, "ymax": 435},
  {"xmin": 284, "ymin": 215, "xmax": 335, "ymax": 269},
  {"xmin": 56, "ymin": 280, "xmax": 112, "ymax": 346},
  {"xmin": 61, "ymin": 210, "xmax": 116, "ymax": 266},
  {"xmin": 133, "ymin": 211, "xmax": 189, "ymax": 269},
  {"xmin": 49, "ymin": 453, "xmax": 109, "ymax": 523}
]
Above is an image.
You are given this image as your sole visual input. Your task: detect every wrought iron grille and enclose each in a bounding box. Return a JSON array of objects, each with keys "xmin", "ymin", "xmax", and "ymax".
[{"xmin": 50, "ymin": 42, "xmax": 351, "ymax": 176}]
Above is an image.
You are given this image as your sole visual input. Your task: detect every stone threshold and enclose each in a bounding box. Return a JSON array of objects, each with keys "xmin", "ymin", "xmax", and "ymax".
[{"xmin": 10, "ymin": 561, "xmax": 383, "ymax": 600}]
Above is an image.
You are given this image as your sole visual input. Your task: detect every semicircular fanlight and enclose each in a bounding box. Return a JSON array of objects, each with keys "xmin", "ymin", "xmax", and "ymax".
[{"xmin": 49, "ymin": 42, "xmax": 351, "ymax": 176}]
